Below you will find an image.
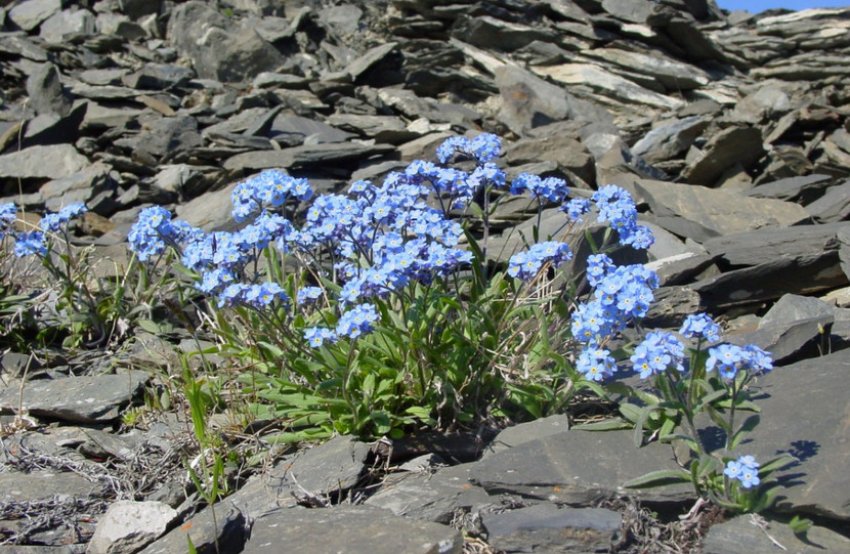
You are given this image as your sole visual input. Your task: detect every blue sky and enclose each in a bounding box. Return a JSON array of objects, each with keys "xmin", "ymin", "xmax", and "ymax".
[{"xmin": 716, "ymin": 0, "xmax": 849, "ymax": 11}]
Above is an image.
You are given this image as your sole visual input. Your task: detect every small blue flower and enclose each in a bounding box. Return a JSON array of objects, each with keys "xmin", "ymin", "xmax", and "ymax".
[
  {"xmin": 13, "ymin": 231, "xmax": 47, "ymax": 258},
  {"xmin": 297, "ymin": 286, "xmax": 324, "ymax": 305},
  {"xmin": 304, "ymin": 326, "xmax": 337, "ymax": 348},
  {"xmin": 680, "ymin": 313, "xmax": 721, "ymax": 342},
  {"xmin": 725, "ymin": 456, "xmax": 760, "ymax": 489},
  {"xmin": 576, "ymin": 347, "xmax": 617, "ymax": 382},
  {"xmin": 0, "ymin": 203, "xmax": 17, "ymax": 239},
  {"xmin": 336, "ymin": 303, "xmax": 380, "ymax": 340},
  {"xmin": 630, "ymin": 331, "xmax": 685, "ymax": 379},
  {"xmin": 40, "ymin": 202, "xmax": 88, "ymax": 233}
]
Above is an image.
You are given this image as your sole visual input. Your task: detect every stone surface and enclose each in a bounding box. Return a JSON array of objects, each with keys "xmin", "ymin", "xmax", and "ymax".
[
  {"xmin": 468, "ymin": 429, "xmax": 694, "ymax": 505},
  {"xmin": 8, "ymin": 0, "xmax": 62, "ymax": 31},
  {"xmin": 682, "ymin": 126, "xmax": 766, "ymax": 186},
  {"xmin": 0, "ymin": 471, "xmax": 104, "ymax": 503},
  {"xmin": 0, "ymin": 371, "xmax": 150, "ymax": 423},
  {"xmin": 0, "ymin": 144, "xmax": 89, "ymax": 180},
  {"xmin": 88, "ymin": 501, "xmax": 177, "ymax": 554},
  {"xmin": 483, "ymin": 504, "xmax": 622, "ymax": 553},
  {"xmin": 704, "ymin": 515, "xmax": 850, "ymax": 554},
  {"xmin": 242, "ymin": 505, "xmax": 463, "ymax": 554}
]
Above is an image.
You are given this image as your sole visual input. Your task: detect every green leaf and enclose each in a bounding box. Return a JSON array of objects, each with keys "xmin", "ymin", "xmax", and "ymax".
[
  {"xmin": 789, "ymin": 515, "xmax": 813, "ymax": 537},
  {"xmin": 136, "ymin": 319, "xmax": 161, "ymax": 334},
  {"xmin": 618, "ymin": 402, "xmax": 643, "ymax": 424},
  {"xmin": 624, "ymin": 469, "xmax": 692, "ymax": 489},
  {"xmin": 729, "ymin": 414, "xmax": 760, "ymax": 450},
  {"xmin": 573, "ymin": 418, "xmax": 630, "ymax": 431}
]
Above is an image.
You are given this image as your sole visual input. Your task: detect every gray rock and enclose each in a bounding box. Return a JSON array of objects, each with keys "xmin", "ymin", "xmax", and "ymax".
[
  {"xmin": 638, "ymin": 180, "xmax": 809, "ymax": 242},
  {"xmin": 535, "ymin": 63, "xmax": 684, "ymax": 111},
  {"xmin": 601, "ymin": 0, "xmax": 658, "ymax": 23},
  {"xmin": 375, "ymin": 87, "xmax": 481, "ymax": 127},
  {"xmin": 176, "ymin": 182, "xmax": 238, "ymax": 231},
  {"xmin": 0, "ymin": 144, "xmax": 89, "ymax": 180},
  {"xmin": 495, "ymin": 64, "xmax": 570, "ymax": 135},
  {"xmin": 747, "ymin": 174, "xmax": 833, "ymax": 203},
  {"xmin": 118, "ymin": 0, "xmax": 162, "ymax": 20},
  {"xmin": 455, "ymin": 15, "xmax": 557, "ymax": 51},
  {"xmin": 504, "ymin": 135, "xmax": 595, "ymax": 186},
  {"xmin": 223, "ymin": 143, "xmax": 394, "ymax": 172},
  {"xmin": 139, "ymin": 503, "xmax": 248, "ymax": 554},
  {"xmin": 347, "ymin": 42, "xmax": 398, "ymax": 82},
  {"xmin": 242, "ymin": 505, "xmax": 462, "ymax": 554},
  {"xmin": 324, "ymin": 114, "xmax": 416, "ymax": 144},
  {"xmin": 88, "ymin": 501, "xmax": 177, "ymax": 554},
  {"xmin": 805, "ymin": 179, "xmax": 850, "ymax": 222},
  {"xmin": 693, "ymin": 253, "xmax": 848, "ymax": 311},
  {"xmin": 840, "ymin": 226, "xmax": 850, "ymax": 282},
  {"xmin": 632, "ymin": 116, "xmax": 708, "ymax": 164},
  {"xmin": 8, "ymin": 0, "xmax": 61, "ymax": 31},
  {"xmin": 285, "ymin": 435, "xmax": 370, "ymax": 494},
  {"xmin": 0, "ymin": 371, "xmax": 150, "ymax": 423},
  {"xmin": 269, "ymin": 114, "xmax": 356, "ymax": 144},
  {"xmin": 0, "ymin": 471, "xmax": 104, "ymax": 503},
  {"xmin": 729, "ymin": 314, "xmax": 833, "ymax": 363},
  {"xmin": 26, "ymin": 62, "xmax": 71, "ymax": 117},
  {"xmin": 702, "ymin": 223, "xmax": 847, "ymax": 268},
  {"xmin": 482, "ymin": 414, "xmax": 571, "ymax": 459},
  {"xmin": 703, "ymin": 515, "xmax": 850, "ymax": 554},
  {"xmin": 646, "ymin": 253, "xmax": 719, "ymax": 287},
  {"xmin": 122, "ymin": 64, "xmax": 195, "ymax": 90},
  {"xmin": 365, "ymin": 463, "xmax": 493, "ymax": 523},
  {"xmin": 167, "ymin": 1, "xmax": 284, "ymax": 82},
  {"xmin": 39, "ymin": 8, "xmax": 96, "ymax": 43},
  {"xmin": 583, "ymin": 48, "xmax": 710, "ymax": 91},
  {"xmin": 745, "ymin": 350, "xmax": 850, "ymax": 519},
  {"xmin": 760, "ymin": 294, "xmax": 836, "ymax": 330},
  {"xmin": 40, "ymin": 161, "xmax": 114, "ymax": 211},
  {"xmin": 682, "ymin": 126, "xmax": 765, "ymax": 186},
  {"xmin": 132, "ymin": 116, "xmax": 202, "ymax": 163},
  {"xmin": 483, "ymin": 504, "xmax": 622, "ymax": 553},
  {"xmin": 468, "ymin": 430, "xmax": 694, "ymax": 505}
]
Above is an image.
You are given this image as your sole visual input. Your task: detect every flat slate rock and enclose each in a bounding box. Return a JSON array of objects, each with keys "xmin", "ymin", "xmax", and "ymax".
[
  {"xmin": 702, "ymin": 223, "xmax": 846, "ymax": 268},
  {"xmin": 482, "ymin": 504, "xmax": 622, "ymax": 553},
  {"xmin": 703, "ymin": 515, "xmax": 850, "ymax": 553},
  {"xmin": 467, "ymin": 429, "xmax": 694, "ymax": 505},
  {"xmin": 0, "ymin": 144, "xmax": 89, "ymax": 179},
  {"xmin": 88, "ymin": 501, "xmax": 177, "ymax": 554},
  {"xmin": 242, "ymin": 505, "xmax": 462, "ymax": 554},
  {"xmin": 681, "ymin": 125, "xmax": 765, "ymax": 186},
  {"xmin": 0, "ymin": 371, "xmax": 149, "ymax": 423},
  {"xmin": 481, "ymin": 414, "xmax": 571, "ymax": 459},
  {"xmin": 0, "ymin": 470, "xmax": 104, "ymax": 503},
  {"xmin": 745, "ymin": 349, "xmax": 850, "ymax": 520},
  {"xmin": 223, "ymin": 143, "xmax": 393, "ymax": 171},
  {"xmin": 364, "ymin": 463, "xmax": 493, "ymax": 523},
  {"xmin": 636, "ymin": 179, "xmax": 810, "ymax": 242}
]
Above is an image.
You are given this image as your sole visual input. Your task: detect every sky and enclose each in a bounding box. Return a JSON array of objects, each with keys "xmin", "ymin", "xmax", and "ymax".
[{"xmin": 716, "ymin": 0, "xmax": 850, "ymax": 11}]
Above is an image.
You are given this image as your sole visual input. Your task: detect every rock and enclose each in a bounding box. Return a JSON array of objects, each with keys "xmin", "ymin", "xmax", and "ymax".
[
  {"xmin": 365, "ymin": 463, "xmax": 493, "ymax": 523},
  {"xmin": 646, "ymin": 253, "xmax": 719, "ymax": 287},
  {"xmin": 8, "ymin": 0, "xmax": 61, "ymax": 31},
  {"xmin": 41, "ymin": 161, "xmax": 114, "ymax": 212},
  {"xmin": 176, "ymin": 182, "xmax": 238, "ymax": 231},
  {"xmin": 583, "ymin": 48, "xmax": 710, "ymax": 91},
  {"xmin": 131, "ymin": 116, "xmax": 202, "ymax": 163},
  {"xmin": 760, "ymin": 294, "xmax": 836, "ymax": 330},
  {"xmin": 481, "ymin": 414, "xmax": 571, "ymax": 459},
  {"xmin": 285, "ymin": 435, "xmax": 370, "ymax": 494},
  {"xmin": 167, "ymin": 2, "xmax": 284, "ymax": 82},
  {"xmin": 347, "ymin": 42, "xmax": 398, "ymax": 82},
  {"xmin": 535, "ymin": 63, "xmax": 684, "ymax": 111},
  {"xmin": 468, "ymin": 429, "xmax": 694, "ymax": 505},
  {"xmin": 0, "ymin": 144, "xmax": 89, "ymax": 180},
  {"xmin": 39, "ymin": 8, "xmax": 96, "ymax": 43},
  {"xmin": 805, "ymin": 179, "xmax": 850, "ymax": 222},
  {"xmin": 702, "ymin": 223, "xmax": 846, "ymax": 268},
  {"xmin": 703, "ymin": 515, "xmax": 850, "ymax": 554},
  {"xmin": 25, "ymin": 62, "xmax": 72, "ymax": 117},
  {"xmin": 139, "ymin": 503, "xmax": 248, "ymax": 554},
  {"xmin": 222, "ymin": 142, "xmax": 394, "ymax": 172},
  {"xmin": 729, "ymin": 314, "xmax": 833, "ymax": 363},
  {"xmin": 0, "ymin": 371, "xmax": 150, "ymax": 423},
  {"xmin": 242, "ymin": 505, "xmax": 463, "ymax": 554},
  {"xmin": 88, "ymin": 501, "xmax": 177, "ymax": 554},
  {"xmin": 0, "ymin": 471, "xmax": 104, "ymax": 503},
  {"xmin": 840, "ymin": 226, "xmax": 850, "ymax": 282},
  {"xmin": 636, "ymin": 179, "xmax": 809, "ymax": 242},
  {"xmin": 504, "ymin": 135, "xmax": 595, "ymax": 186},
  {"xmin": 495, "ymin": 64, "xmax": 571, "ymax": 135},
  {"xmin": 745, "ymin": 350, "xmax": 850, "ymax": 519},
  {"xmin": 747, "ymin": 174, "xmax": 833, "ymax": 203},
  {"xmin": 269, "ymin": 114, "xmax": 356, "ymax": 144},
  {"xmin": 455, "ymin": 15, "xmax": 557, "ymax": 52},
  {"xmin": 122, "ymin": 64, "xmax": 195, "ymax": 90},
  {"xmin": 682, "ymin": 126, "xmax": 765, "ymax": 186},
  {"xmin": 632, "ymin": 116, "xmax": 708, "ymax": 164},
  {"xmin": 483, "ymin": 504, "xmax": 622, "ymax": 554}
]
